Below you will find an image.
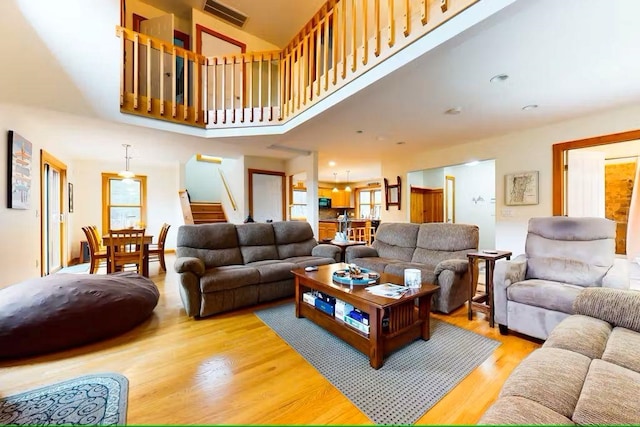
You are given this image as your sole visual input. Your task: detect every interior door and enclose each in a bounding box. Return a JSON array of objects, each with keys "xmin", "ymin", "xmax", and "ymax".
[
  {"xmin": 41, "ymin": 151, "xmax": 67, "ymax": 275},
  {"xmin": 139, "ymin": 14, "xmax": 174, "ymax": 100},
  {"xmin": 248, "ymin": 169, "xmax": 285, "ymax": 223},
  {"xmin": 567, "ymin": 150, "xmax": 605, "ymax": 217}
]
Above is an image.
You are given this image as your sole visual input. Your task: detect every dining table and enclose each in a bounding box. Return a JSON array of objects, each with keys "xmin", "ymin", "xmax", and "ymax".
[{"xmin": 102, "ymin": 233, "xmax": 153, "ymax": 277}]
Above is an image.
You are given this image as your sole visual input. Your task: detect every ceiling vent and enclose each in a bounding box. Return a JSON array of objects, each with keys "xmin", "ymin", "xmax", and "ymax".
[{"xmin": 203, "ymin": 0, "xmax": 248, "ymax": 28}]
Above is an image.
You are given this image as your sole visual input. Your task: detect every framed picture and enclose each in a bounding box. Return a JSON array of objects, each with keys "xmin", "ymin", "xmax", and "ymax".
[
  {"xmin": 7, "ymin": 131, "xmax": 32, "ymax": 209},
  {"xmin": 68, "ymin": 182, "xmax": 74, "ymax": 213},
  {"xmin": 505, "ymin": 171, "xmax": 539, "ymax": 205}
]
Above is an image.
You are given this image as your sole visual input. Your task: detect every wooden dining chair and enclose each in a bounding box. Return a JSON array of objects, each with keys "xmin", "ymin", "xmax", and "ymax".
[
  {"xmin": 148, "ymin": 223, "xmax": 170, "ymax": 272},
  {"xmin": 106, "ymin": 228, "xmax": 146, "ymax": 275},
  {"xmin": 81, "ymin": 226, "xmax": 107, "ymax": 274}
]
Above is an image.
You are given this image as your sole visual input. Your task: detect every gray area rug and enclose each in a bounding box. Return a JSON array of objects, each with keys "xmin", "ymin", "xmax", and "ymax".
[
  {"xmin": 256, "ymin": 303, "xmax": 500, "ymax": 425},
  {"xmin": 0, "ymin": 373, "xmax": 128, "ymax": 425}
]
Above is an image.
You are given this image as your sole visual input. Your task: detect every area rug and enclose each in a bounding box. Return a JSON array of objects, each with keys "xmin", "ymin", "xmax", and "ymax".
[
  {"xmin": 256, "ymin": 303, "xmax": 500, "ymax": 425},
  {"xmin": 0, "ymin": 373, "xmax": 128, "ymax": 425}
]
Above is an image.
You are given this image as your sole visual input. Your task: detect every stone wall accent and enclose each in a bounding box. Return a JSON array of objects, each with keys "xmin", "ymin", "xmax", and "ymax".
[{"xmin": 605, "ymin": 161, "xmax": 636, "ymax": 254}]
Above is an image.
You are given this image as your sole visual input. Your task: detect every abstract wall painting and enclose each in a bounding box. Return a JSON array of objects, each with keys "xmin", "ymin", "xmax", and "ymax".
[{"xmin": 7, "ymin": 131, "xmax": 33, "ymax": 209}]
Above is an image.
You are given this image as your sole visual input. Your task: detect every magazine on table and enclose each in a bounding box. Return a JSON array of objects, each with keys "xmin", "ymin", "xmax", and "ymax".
[{"xmin": 365, "ymin": 283, "xmax": 409, "ymax": 299}]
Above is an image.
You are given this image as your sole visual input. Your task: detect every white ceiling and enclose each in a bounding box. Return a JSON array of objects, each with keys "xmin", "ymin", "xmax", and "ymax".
[{"xmin": 2, "ymin": 0, "xmax": 640, "ymax": 183}]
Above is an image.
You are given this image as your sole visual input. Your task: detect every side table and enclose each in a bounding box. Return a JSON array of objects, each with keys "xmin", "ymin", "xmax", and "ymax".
[
  {"xmin": 467, "ymin": 250, "xmax": 512, "ymax": 327},
  {"xmin": 329, "ymin": 240, "xmax": 366, "ymax": 262}
]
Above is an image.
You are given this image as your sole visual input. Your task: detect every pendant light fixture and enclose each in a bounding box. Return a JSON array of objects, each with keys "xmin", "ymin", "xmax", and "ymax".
[
  {"xmin": 332, "ymin": 172, "xmax": 339, "ymax": 192},
  {"xmin": 118, "ymin": 144, "xmax": 135, "ymax": 179},
  {"xmin": 345, "ymin": 170, "xmax": 352, "ymax": 192}
]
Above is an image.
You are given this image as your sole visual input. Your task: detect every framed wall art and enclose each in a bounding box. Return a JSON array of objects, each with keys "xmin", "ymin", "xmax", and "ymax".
[
  {"xmin": 68, "ymin": 182, "xmax": 74, "ymax": 213},
  {"xmin": 7, "ymin": 131, "xmax": 33, "ymax": 209},
  {"xmin": 505, "ymin": 170, "xmax": 539, "ymax": 206}
]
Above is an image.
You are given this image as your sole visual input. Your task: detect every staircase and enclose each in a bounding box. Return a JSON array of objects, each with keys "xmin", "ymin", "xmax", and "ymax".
[{"xmin": 179, "ymin": 190, "xmax": 227, "ymax": 224}]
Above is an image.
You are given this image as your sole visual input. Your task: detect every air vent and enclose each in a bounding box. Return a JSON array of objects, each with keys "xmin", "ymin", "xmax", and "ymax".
[{"xmin": 203, "ymin": 0, "xmax": 248, "ymax": 28}]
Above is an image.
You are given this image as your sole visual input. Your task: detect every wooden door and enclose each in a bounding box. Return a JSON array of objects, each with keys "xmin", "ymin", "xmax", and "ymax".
[
  {"xmin": 139, "ymin": 14, "xmax": 175, "ymax": 100},
  {"xmin": 410, "ymin": 187, "xmax": 425, "ymax": 223},
  {"xmin": 410, "ymin": 187, "xmax": 444, "ymax": 223}
]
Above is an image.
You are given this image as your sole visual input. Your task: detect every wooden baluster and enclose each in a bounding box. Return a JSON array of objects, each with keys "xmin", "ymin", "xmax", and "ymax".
[
  {"xmin": 183, "ymin": 50, "xmax": 189, "ymax": 121},
  {"xmin": 440, "ymin": 0, "xmax": 448, "ymax": 12},
  {"xmin": 258, "ymin": 54, "xmax": 263, "ymax": 122},
  {"xmin": 171, "ymin": 47, "xmax": 176, "ymax": 117},
  {"xmin": 231, "ymin": 55, "xmax": 236, "ymax": 123},
  {"xmin": 323, "ymin": 13, "xmax": 330, "ymax": 91},
  {"xmin": 133, "ymin": 33, "xmax": 139, "ymax": 109},
  {"xmin": 362, "ymin": 0, "xmax": 368, "ymax": 65},
  {"xmin": 118, "ymin": 28, "xmax": 124, "ymax": 107},
  {"xmin": 420, "ymin": 0, "xmax": 428, "ymax": 25},
  {"xmin": 193, "ymin": 55, "xmax": 199, "ymax": 123},
  {"xmin": 146, "ymin": 38, "xmax": 151, "ymax": 112},
  {"xmin": 351, "ymin": 0, "xmax": 357, "ymax": 72},
  {"xmin": 374, "ymin": 0, "xmax": 380, "ymax": 57},
  {"xmin": 332, "ymin": 6, "xmax": 339, "ymax": 85},
  {"xmin": 212, "ymin": 57, "xmax": 217, "ymax": 124},
  {"xmin": 268, "ymin": 53, "xmax": 273, "ymax": 121},
  {"xmin": 203, "ymin": 57, "xmax": 208, "ymax": 124},
  {"xmin": 316, "ymin": 18, "xmax": 322, "ymax": 97},
  {"xmin": 341, "ymin": 0, "xmax": 347, "ymax": 79},
  {"xmin": 159, "ymin": 44, "xmax": 165, "ymax": 115},
  {"xmin": 297, "ymin": 39, "xmax": 302, "ymax": 110},
  {"xmin": 388, "ymin": 0, "xmax": 395, "ymax": 48},
  {"xmin": 280, "ymin": 52, "xmax": 286, "ymax": 120},
  {"xmin": 403, "ymin": 0, "xmax": 410, "ymax": 37},
  {"xmin": 238, "ymin": 54, "xmax": 244, "ymax": 123},
  {"xmin": 307, "ymin": 29, "xmax": 314, "ymax": 103},
  {"xmin": 249, "ymin": 53, "xmax": 254, "ymax": 123},
  {"xmin": 221, "ymin": 56, "xmax": 226, "ymax": 124}
]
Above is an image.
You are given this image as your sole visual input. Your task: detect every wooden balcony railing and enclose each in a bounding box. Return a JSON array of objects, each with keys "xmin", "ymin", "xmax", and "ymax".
[{"xmin": 117, "ymin": 0, "xmax": 478, "ymax": 129}]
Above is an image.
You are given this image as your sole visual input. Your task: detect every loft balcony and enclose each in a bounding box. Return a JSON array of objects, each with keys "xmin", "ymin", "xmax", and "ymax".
[{"xmin": 117, "ymin": 0, "xmax": 479, "ymax": 130}]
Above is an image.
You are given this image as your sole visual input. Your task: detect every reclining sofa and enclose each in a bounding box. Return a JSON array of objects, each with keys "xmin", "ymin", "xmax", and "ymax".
[
  {"xmin": 175, "ymin": 221, "xmax": 340, "ymax": 318},
  {"xmin": 345, "ymin": 222, "xmax": 479, "ymax": 313}
]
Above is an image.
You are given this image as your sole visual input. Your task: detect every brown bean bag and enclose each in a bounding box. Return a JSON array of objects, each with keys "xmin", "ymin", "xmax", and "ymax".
[{"xmin": 0, "ymin": 272, "xmax": 159, "ymax": 359}]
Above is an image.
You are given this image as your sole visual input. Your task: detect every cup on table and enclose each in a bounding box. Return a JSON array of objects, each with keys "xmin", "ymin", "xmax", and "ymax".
[{"xmin": 404, "ymin": 268, "xmax": 421, "ymax": 288}]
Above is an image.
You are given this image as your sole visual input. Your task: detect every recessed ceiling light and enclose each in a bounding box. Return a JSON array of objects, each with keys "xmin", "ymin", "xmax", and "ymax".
[
  {"xmin": 490, "ymin": 74, "xmax": 509, "ymax": 83},
  {"xmin": 356, "ymin": 130, "xmax": 364, "ymax": 134},
  {"xmin": 522, "ymin": 104, "xmax": 539, "ymax": 111},
  {"xmin": 445, "ymin": 107, "xmax": 462, "ymax": 115},
  {"xmin": 328, "ymin": 161, "xmax": 336, "ymax": 167},
  {"xmin": 396, "ymin": 141, "xmax": 406, "ymax": 145}
]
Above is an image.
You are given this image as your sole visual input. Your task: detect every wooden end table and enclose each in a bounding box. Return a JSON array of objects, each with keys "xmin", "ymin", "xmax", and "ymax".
[
  {"xmin": 467, "ymin": 250, "xmax": 512, "ymax": 327},
  {"xmin": 292, "ymin": 263, "xmax": 439, "ymax": 369},
  {"xmin": 329, "ymin": 240, "xmax": 366, "ymax": 262}
]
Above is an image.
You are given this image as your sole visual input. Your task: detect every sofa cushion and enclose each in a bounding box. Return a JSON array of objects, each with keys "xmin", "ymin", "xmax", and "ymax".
[
  {"xmin": 572, "ymin": 359, "xmax": 640, "ymax": 424},
  {"xmin": 543, "ymin": 314, "xmax": 611, "ymax": 360},
  {"xmin": 411, "ymin": 249, "xmax": 471, "ymax": 270},
  {"xmin": 283, "ymin": 256, "xmax": 335, "ymax": 268},
  {"xmin": 350, "ymin": 257, "xmax": 396, "ymax": 274},
  {"xmin": 601, "ymin": 327, "xmax": 640, "ymax": 374},
  {"xmin": 236, "ymin": 223, "xmax": 279, "ymax": 263},
  {"xmin": 507, "ymin": 279, "xmax": 583, "ymax": 314},
  {"xmin": 200, "ymin": 265, "xmax": 260, "ymax": 292},
  {"xmin": 246, "ymin": 260, "xmax": 296, "ymax": 283},
  {"xmin": 499, "ymin": 348, "xmax": 591, "ymax": 418},
  {"xmin": 415, "ymin": 223, "xmax": 478, "ymax": 251},
  {"xmin": 478, "ymin": 396, "xmax": 574, "ymax": 425},
  {"xmin": 371, "ymin": 223, "xmax": 419, "ymax": 262},
  {"xmin": 177, "ymin": 224, "xmax": 243, "ymax": 268}
]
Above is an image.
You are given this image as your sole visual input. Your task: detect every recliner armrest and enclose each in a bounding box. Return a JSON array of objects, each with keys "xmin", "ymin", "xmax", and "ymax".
[
  {"xmin": 434, "ymin": 259, "xmax": 468, "ymax": 276},
  {"xmin": 602, "ymin": 258, "xmax": 630, "ymax": 289},
  {"xmin": 345, "ymin": 246, "xmax": 378, "ymax": 263},
  {"xmin": 174, "ymin": 256, "xmax": 205, "ymax": 276},
  {"xmin": 312, "ymin": 244, "xmax": 342, "ymax": 263},
  {"xmin": 493, "ymin": 254, "xmax": 527, "ymax": 326}
]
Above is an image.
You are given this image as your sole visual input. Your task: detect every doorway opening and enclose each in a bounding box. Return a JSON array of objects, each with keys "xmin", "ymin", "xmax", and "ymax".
[{"xmin": 40, "ymin": 150, "xmax": 67, "ymax": 275}]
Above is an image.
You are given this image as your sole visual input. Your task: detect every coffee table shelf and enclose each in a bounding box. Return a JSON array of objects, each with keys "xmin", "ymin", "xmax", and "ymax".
[{"xmin": 292, "ymin": 263, "xmax": 439, "ymax": 369}]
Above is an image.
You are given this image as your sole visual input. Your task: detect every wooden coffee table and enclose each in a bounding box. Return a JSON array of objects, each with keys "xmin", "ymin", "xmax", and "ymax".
[{"xmin": 292, "ymin": 263, "xmax": 439, "ymax": 369}]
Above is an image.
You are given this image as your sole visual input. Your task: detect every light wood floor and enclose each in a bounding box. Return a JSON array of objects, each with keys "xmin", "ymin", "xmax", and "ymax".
[{"xmin": 0, "ymin": 255, "xmax": 541, "ymax": 424}]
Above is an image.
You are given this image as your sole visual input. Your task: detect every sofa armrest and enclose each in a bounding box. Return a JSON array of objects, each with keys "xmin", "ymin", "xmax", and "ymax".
[
  {"xmin": 602, "ymin": 258, "xmax": 630, "ymax": 289},
  {"xmin": 345, "ymin": 246, "xmax": 378, "ymax": 263},
  {"xmin": 493, "ymin": 254, "xmax": 527, "ymax": 326},
  {"xmin": 434, "ymin": 259, "xmax": 468, "ymax": 276},
  {"xmin": 574, "ymin": 287, "xmax": 640, "ymax": 333},
  {"xmin": 174, "ymin": 256, "xmax": 205, "ymax": 276},
  {"xmin": 312, "ymin": 244, "xmax": 342, "ymax": 263}
]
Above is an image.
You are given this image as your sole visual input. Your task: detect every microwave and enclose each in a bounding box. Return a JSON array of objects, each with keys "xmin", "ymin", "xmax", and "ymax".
[{"xmin": 319, "ymin": 197, "xmax": 332, "ymax": 208}]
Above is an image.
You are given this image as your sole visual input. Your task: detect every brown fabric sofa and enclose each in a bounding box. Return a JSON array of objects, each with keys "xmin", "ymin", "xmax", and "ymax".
[
  {"xmin": 175, "ymin": 221, "xmax": 341, "ymax": 318},
  {"xmin": 479, "ymin": 287, "xmax": 640, "ymax": 425},
  {"xmin": 345, "ymin": 222, "xmax": 479, "ymax": 313}
]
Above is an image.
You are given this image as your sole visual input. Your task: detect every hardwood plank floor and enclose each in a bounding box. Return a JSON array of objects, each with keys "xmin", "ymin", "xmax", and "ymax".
[{"xmin": 0, "ymin": 255, "xmax": 541, "ymax": 424}]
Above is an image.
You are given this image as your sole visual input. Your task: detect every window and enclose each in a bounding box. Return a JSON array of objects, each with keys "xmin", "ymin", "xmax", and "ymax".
[
  {"xmin": 358, "ymin": 189, "xmax": 382, "ymax": 219},
  {"xmin": 290, "ymin": 187, "xmax": 307, "ymax": 220},
  {"xmin": 102, "ymin": 173, "xmax": 147, "ymax": 232}
]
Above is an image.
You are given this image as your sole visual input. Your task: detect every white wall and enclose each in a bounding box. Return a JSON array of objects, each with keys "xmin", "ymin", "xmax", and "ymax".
[
  {"xmin": 444, "ymin": 161, "xmax": 496, "ymax": 250},
  {"xmin": 286, "ymin": 152, "xmax": 319, "ymax": 236},
  {"xmin": 381, "ymin": 103, "xmax": 640, "ymax": 256},
  {"xmin": 185, "ymin": 156, "xmax": 223, "ymax": 201}
]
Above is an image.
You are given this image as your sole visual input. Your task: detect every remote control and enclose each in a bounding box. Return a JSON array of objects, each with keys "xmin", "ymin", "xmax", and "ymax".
[
  {"xmin": 305, "ymin": 266, "xmax": 318, "ymax": 271},
  {"xmin": 482, "ymin": 250, "xmax": 498, "ymax": 254}
]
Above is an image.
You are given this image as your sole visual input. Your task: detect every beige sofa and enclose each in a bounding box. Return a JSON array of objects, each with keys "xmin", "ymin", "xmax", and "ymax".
[
  {"xmin": 175, "ymin": 221, "xmax": 340, "ymax": 318},
  {"xmin": 479, "ymin": 287, "xmax": 640, "ymax": 425},
  {"xmin": 345, "ymin": 222, "xmax": 479, "ymax": 313}
]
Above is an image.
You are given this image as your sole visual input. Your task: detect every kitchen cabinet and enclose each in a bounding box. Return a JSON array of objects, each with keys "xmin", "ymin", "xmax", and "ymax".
[
  {"xmin": 318, "ymin": 188, "xmax": 333, "ymax": 198},
  {"xmin": 318, "ymin": 222, "xmax": 338, "ymax": 241},
  {"xmin": 332, "ymin": 190, "xmax": 353, "ymax": 208}
]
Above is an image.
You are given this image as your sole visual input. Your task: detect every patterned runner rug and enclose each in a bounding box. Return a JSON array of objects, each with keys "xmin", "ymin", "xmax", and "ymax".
[
  {"xmin": 256, "ymin": 303, "xmax": 499, "ymax": 425},
  {"xmin": 0, "ymin": 373, "xmax": 128, "ymax": 425}
]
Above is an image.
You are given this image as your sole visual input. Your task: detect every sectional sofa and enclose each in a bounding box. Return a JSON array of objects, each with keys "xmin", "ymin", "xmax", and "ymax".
[
  {"xmin": 479, "ymin": 287, "xmax": 640, "ymax": 424},
  {"xmin": 174, "ymin": 221, "xmax": 340, "ymax": 318},
  {"xmin": 345, "ymin": 222, "xmax": 479, "ymax": 313}
]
